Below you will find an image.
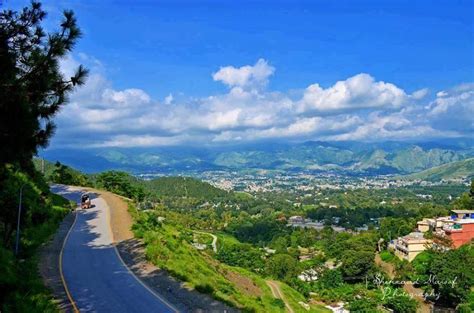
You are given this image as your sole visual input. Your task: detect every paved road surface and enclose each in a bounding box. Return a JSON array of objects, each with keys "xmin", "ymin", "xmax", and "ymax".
[{"xmin": 52, "ymin": 185, "xmax": 177, "ymax": 313}]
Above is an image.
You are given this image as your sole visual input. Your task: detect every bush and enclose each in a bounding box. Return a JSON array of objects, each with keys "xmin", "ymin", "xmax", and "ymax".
[
  {"xmin": 195, "ymin": 283, "xmax": 214, "ymax": 294},
  {"xmin": 384, "ymin": 292, "xmax": 418, "ymax": 313},
  {"xmin": 0, "ymin": 167, "xmax": 69, "ymax": 312},
  {"xmin": 380, "ymin": 250, "xmax": 395, "ymax": 262},
  {"xmin": 270, "ymin": 298, "xmax": 285, "ymax": 308}
]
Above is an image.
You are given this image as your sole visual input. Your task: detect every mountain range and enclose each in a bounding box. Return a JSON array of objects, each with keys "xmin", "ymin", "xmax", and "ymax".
[{"xmin": 40, "ymin": 139, "xmax": 474, "ymax": 177}]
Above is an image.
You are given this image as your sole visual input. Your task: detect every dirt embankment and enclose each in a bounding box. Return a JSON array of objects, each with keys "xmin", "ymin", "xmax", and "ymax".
[{"xmin": 99, "ymin": 189, "xmax": 238, "ymax": 313}]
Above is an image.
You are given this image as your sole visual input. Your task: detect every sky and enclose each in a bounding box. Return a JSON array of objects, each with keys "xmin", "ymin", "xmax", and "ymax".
[{"xmin": 4, "ymin": 0, "xmax": 474, "ymax": 148}]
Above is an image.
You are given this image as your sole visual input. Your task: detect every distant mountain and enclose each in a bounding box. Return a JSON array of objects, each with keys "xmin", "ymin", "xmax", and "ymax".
[
  {"xmin": 39, "ymin": 139, "xmax": 474, "ymax": 176},
  {"xmin": 402, "ymin": 158, "xmax": 474, "ymax": 181}
]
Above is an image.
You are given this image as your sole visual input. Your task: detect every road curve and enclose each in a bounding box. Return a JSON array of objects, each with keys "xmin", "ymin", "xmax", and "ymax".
[
  {"xmin": 194, "ymin": 231, "xmax": 217, "ymax": 253},
  {"xmin": 51, "ymin": 185, "xmax": 177, "ymax": 313}
]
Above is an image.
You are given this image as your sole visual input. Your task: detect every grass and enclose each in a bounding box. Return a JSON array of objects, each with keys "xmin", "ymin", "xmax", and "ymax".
[
  {"xmin": 279, "ymin": 283, "xmax": 330, "ymax": 313},
  {"xmin": 1, "ymin": 193, "xmax": 71, "ymax": 312},
  {"xmin": 194, "ymin": 232, "xmax": 214, "ymax": 245},
  {"xmin": 132, "ymin": 209, "xmax": 331, "ymax": 312},
  {"xmin": 379, "ymin": 250, "xmax": 396, "ymax": 263},
  {"xmin": 138, "ymin": 222, "xmax": 286, "ymax": 312}
]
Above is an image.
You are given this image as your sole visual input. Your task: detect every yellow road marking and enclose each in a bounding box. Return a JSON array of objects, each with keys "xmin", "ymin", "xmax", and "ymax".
[{"xmin": 59, "ymin": 209, "xmax": 80, "ymax": 313}]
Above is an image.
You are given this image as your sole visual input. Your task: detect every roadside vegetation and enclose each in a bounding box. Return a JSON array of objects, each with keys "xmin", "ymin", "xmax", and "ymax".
[
  {"xmin": 0, "ymin": 175, "xmax": 72, "ymax": 312},
  {"xmin": 1, "ymin": 1, "xmax": 86, "ymax": 311},
  {"xmin": 37, "ymin": 156, "xmax": 474, "ymax": 312}
]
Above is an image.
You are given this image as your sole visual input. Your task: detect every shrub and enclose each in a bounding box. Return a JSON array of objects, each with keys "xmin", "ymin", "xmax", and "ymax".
[{"xmin": 195, "ymin": 283, "xmax": 214, "ymax": 294}]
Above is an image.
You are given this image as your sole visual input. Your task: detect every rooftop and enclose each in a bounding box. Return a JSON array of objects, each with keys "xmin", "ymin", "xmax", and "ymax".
[
  {"xmin": 455, "ymin": 218, "xmax": 474, "ymax": 224},
  {"xmin": 452, "ymin": 210, "xmax": 474, "ymax": 214}
]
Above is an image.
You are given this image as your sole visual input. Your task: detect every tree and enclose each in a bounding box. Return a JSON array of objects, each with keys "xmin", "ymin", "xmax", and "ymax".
[
  {"xmin": 50, "ymin": 161, "xmax": 88, "ymax": 186},
  {"xmin": 428, "ymin": 245, "xmax": 474, "ymax": 306},
  {"xmin": 318, "ymin": 269, "xmax": 343, "ymax": 289},
  {"xmin": 96, "ymin": 171, "xmax": 145, "ymax": 200},
  {"xmin": 0, "ymin": 2, "xmax": 87, "ymax": 169},
  {"xmin": 341, "ymin": 250, "xmax": 375, "ymax": 281},
  {"xmin": 265, "ymin": 253, "xmax": 299, "ymax": 281},
  {"xmin": 384, "ymin": 293, "xmax": 418, "ymax": 313}
]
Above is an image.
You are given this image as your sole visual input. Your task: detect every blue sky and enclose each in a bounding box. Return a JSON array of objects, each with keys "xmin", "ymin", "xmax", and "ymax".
[{"xmin": 4, "ymin": 0, "xmax": 474, "ymax": 147}]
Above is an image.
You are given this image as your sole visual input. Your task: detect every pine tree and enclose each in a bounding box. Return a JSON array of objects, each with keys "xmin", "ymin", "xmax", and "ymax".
[{"xmin": 0, "ymin": 1, "xmax": 87, "ymax": 170}]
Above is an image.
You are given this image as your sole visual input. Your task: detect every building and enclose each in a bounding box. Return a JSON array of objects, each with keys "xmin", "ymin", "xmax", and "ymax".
[
  {"xmin": 392, "ymin": 232, "xmax": 432, "ymax": 262},
  {"xmin": 437, "ymin": 218, "xmax": 474, "ymax": 248},
  {"xmin": 417, "ymin": 210, "xmax": 474, "ymax": 249},
  {"xmin": 451, "ymin": 210, "xmax": 474, "ymax": 219},
  {"xmin": 298, "ymin": 269, "xmax": 319, "ymax": 282},
  {"xmin": 417, "ymin": 219, "xmax": 432, "ymax": 232},
  {"xmin": 325, "ymin": 302, "xmax": 349, "ymax": 313},
  {"xmin": 288, "ymin": 215, "xmax": 304, "ymax": 224}
]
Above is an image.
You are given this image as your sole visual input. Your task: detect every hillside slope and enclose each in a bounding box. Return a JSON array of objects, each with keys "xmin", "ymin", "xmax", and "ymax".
[
  {"xmin": 40, "ymin": 140, "xmax": 474, "ymax": 175},
  {"xmin": 402, "ymin": 158, "xmax": 474, "ymax": 181}
]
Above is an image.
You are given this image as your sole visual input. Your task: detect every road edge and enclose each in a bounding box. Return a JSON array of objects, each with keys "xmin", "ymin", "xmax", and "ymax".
[
  {"xmin": 38, "ymin": 211, "xmax": 78, "ymax": 313},
  {"xmin": 98, "ymin": 190, "xmax": 239, "ymax": 313}
]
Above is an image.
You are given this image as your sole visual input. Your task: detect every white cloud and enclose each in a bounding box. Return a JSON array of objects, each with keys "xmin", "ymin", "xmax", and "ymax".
[
  {"xmin": 298, "ymin": 73, "xmax": 407, "ymax": 113},
  {"xmin": 102, "ymin": 88, "xmax": 151, "ymax": 107},
  {"xmin": 426, "ymin": 83, "xmax": 474, "ymax": 132},
  {"xmin": 95, "ymin": 135, "xmax": 184, "ymax": 148},
  {"xmin": 411, "ymin": 88, "xmax": 429, "ymax": 100},
  {"xmin": 51, "ymin": 56, "xmax": 472, "ymax": 148},
  {"xmin": 164, "ymin": 93, "xmax": 174, "ymax": 105},
  {"xmin": 212, "ymin": 58, "xmax": 275, "ymax": 90}
]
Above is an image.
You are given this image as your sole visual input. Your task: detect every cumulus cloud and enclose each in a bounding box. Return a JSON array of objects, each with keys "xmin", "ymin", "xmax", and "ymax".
[
  {"xmin": 51, "ymin": 55, "xmax": 471, "ymax": 148},
  {"xmin": 298, "ymin": 73, "xmax": 407, "ymax": 113},
  {"xmin": 212, "ymin": 58, "xmax": 275, "ymax": 90},
  {"xmin": 411, "ymin": 88, "xmax": 429, "ymax": 100},
  {"xmin": 164, "ymin": 93, "xmax": 174, "ymax": 105},
  {"xmin": 102, "ymin": 88, "xmax": 151, "ymax": 107},
  {"xmin": 426, "ymin": 83, "xmax": 474, "ymax": 132}
]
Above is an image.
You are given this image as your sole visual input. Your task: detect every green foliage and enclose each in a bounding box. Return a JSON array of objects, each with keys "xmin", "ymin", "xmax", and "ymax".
[
  {"xmin": 49, "ymin": 161, "xmax": 89, "ymax": 186},
  {"xmin": 265, "ymin": 254, "xmax": 299, "ymax": 282},
  {"xmin": 348, "ymin": 297, "xmax": 380, "ymax": 312},
  {"xmin": 96, "ymin": 171, "xmax": 145, "ymax": 200},
  {"xmin": 216, "ymin": 240, "xmax": 264, "ymax": 270},
  {"xmin": 0, "ymin": 1, "xmax": 87, "ymax": 167},
  {"xmin": 318, "ymin": 269, "xmax": 343, "ymax": 289},
  {"xmin": 341, "ymin": 250, "xmax": 375, "ymax": 280},
  {"xmin": 379, "ymin": 217, "xmax": 416, "ymax": 242},
  {"xmin": 384, "ymin": 291, "xmax": 418, "ymax": 313},
  {"xmin": 454, "ymin": 179, "xmax": 474, "ymax": 210},
  {"xmin": 132, "ymin": 215, "xmax": 291, "ymax": 312},
  {"xmin": 457, "ymin": 303, "xmax": 473, "ymax": 313},
  {"xmin": 0, "ymin": 170, "xmax": 69, "ymax": 312},
  {"xmin": 228, "ymin": 217, "xmax": 286, "ymax": 244},
  {"xmin": 131, "ymin": 211, "xmax": 162, "ymax": 238},
  {"xmin": 0, "ymin": 2, "xmax": 84, "ymax": 308},
  {"xmin": 428, "ymin": 245, "xmax": 474, "ymax": 306},
  {"xmin": 404, "ymin": 158, "xmax": 474, "ymax": 181},
  {"xmin": 380, "ymin": 250, "xmax": 396, "ymax": 263},
  {"xmin": 145, "ymin": 176, "xmax": 228, "ymax": 199}
]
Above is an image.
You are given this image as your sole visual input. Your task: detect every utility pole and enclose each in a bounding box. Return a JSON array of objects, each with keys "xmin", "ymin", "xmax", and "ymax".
[
  {"xmin": 15, "ymin": 183, "xmax": 27, "ymax": 256},
  {"xmin": 41, "ymin": 158, "xmax": 45, "ymax": 174}
]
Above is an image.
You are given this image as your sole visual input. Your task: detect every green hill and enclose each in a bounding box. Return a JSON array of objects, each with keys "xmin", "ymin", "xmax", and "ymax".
[
  {"xmin": 144, "ymin": 177, "xmax": 229, "ymax": 199},
  {"xmin": 402, "ymin": 158, "xmax": 474, "ymax": 181}
]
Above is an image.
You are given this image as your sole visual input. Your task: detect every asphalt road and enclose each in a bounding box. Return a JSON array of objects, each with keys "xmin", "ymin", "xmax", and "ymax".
[{"xmin": 51, "ymin": 185, "xmax": 177, "ymax": 313}]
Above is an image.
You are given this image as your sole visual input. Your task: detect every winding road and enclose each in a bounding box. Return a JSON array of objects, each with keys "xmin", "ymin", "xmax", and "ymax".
[
  {"xmin": 51, "ymin": 185, "xmax": 177, "ymax": 313},
  {"xmin": 194, "ymin": 231, "xmax": 217, "ymax": 253}
]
